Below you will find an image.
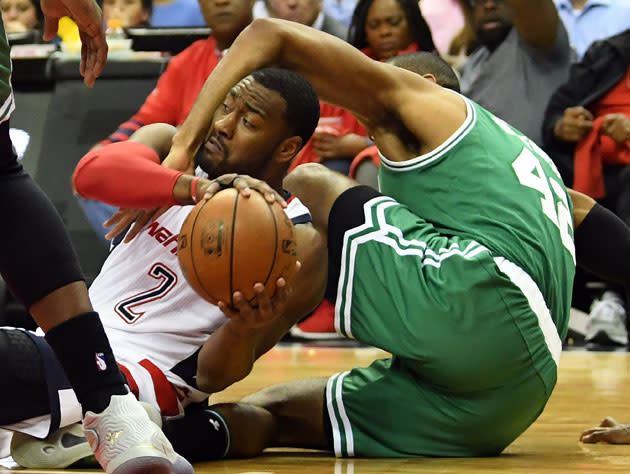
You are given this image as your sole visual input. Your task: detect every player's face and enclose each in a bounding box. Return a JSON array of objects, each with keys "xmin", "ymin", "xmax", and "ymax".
[
  {"xmin": 471, "ymin": 0, "xmax": 512, "ymax": 50},
  {"xmin": 199, "ymin": 0, "xmax": 254, "ymax": 36},
  {"xmin": 266, "ymin": 0, "xmax": 323, "ymax": 27},
  {"xmin": 197, "ymin": 77, "xmax": 291, "ymax": 178},
  {"xmin": 364, "ymin": 0, "xmax": 414, "ymax": 61}
]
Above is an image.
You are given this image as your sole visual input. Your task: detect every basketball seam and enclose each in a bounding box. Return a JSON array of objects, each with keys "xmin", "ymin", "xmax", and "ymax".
[
  {"xmin": 188, "ymin": 201, "xmax": 216, "ymax": 303},
  {"xmin": 229, "ymin": 191, "xmax": 239, "ymax": 308},
  {"xmin": 262, "ymin": 199, "xmax": 279, "ymax": 290}
]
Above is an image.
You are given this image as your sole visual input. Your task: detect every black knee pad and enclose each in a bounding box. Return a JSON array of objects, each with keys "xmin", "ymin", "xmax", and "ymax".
[{"xmin": 0, "ymin": 328, "xmax": 50, "ymax": 424}]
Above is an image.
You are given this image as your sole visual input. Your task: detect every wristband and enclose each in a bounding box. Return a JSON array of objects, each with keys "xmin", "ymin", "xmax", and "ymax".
[{"xmin": 191, "ymin": 177, "xmax": 200, "ymax": 203}]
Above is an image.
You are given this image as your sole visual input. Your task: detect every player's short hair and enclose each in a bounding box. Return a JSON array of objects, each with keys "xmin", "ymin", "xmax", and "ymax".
[
  {"xmin": 250, "ymin": 68, "xmax": 320, "ymax": 149},
  {"xmin": 387, "ymin": 52, "xmax": 461, "ymax": 93}
]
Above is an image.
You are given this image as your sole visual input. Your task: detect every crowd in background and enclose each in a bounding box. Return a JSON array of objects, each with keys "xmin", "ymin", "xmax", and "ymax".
[{"xmin": 2, "ymin": 0, "xmax": 630, "ymax": 347}]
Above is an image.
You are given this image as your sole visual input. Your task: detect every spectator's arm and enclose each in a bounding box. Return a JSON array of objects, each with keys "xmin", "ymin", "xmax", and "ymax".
[
  {"xmin": 542, "ymin": 41, "xmax": 602, "ymax": 149},
  {"xmin": 509, "ymin": 0, "xmax": 560, "ymax": 49}
]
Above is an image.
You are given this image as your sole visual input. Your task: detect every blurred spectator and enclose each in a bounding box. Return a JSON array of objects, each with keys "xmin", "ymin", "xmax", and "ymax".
[
  {"xmin": 460, "ymin": 0, "xmax": 572, "ymax": 146},
  {"xmin": 79, "ymin": 0, "xmax": 254, "ymax": 242},
  {"xmin": 555, "ymin": 0, "xmax": 630, "ymax": 61},
  {"xmin": 256, "ymin": 0, "xmax": 348, "ymax": 39},
  {"xmin": 542, "ymin": 29, "xmax": 630, "ymax": 346},
  {"xmin": 1, "ymin": 0, "xmax": 42, "ymax": 33},
  {"xmin": 322, "ymin": 0, "xmax": 356, "ymax": 27},
  {"xmin": 348, "ymin": 0, "xmax": 435, "ymax": 60},
  {"xmin": 151, "ymin": 0, "xmax": 206, "ymax": 27},
  {"xmin": 446, "ymin": 0, "xmax": 477, "ymax": 69},
  {"xmin": 102, "ymin": 0, "xmax": 152, "ymax": 27},
  {"xmin": 419, "ymin": 0, "xmax": 464, "ymax": 56}
]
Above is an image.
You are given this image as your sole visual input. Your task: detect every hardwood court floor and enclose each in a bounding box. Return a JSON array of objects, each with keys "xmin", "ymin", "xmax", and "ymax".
[{"xmin": 2, "ymin": 345, "xmax": 630, "ymax": 474}]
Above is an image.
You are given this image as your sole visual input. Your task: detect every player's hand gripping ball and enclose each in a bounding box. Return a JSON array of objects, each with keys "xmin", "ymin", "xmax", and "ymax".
[{"xmin": 178, "ymin": 188, "xmax": 297, "ymax": 307}]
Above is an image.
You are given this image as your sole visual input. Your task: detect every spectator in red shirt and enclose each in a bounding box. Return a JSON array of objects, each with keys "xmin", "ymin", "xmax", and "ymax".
[{"xmin": 348, "ymin": 0, "xmax": 435, "ymax": 61}]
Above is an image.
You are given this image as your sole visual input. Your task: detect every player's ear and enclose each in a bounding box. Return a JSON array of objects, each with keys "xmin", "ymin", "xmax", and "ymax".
[
  {"xmin": 274, "ymin": 136, "xmax": 303, "ymax": 163},
  {"xmin": 422, "ymin": 73, "xmax": 438, "ymax": 85}
]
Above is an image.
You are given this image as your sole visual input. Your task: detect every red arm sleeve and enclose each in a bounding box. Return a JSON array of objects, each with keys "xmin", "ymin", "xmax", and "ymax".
[{"xmin": 73, "ymin": 141, "xmax": 184, "ymax": 208}]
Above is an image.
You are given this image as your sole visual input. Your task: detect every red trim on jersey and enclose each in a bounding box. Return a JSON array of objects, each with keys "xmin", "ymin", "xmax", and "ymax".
[
  {"xmin": 73, "ymin": 141, "xmax": 184, "ymax": 208},
  {"xmin": 139, "ymin": 359, "xmax": 180, "ymax": 416},
  {"xmin": 118, "ymin": 363, "xmax": 139, "ymax": 398}
]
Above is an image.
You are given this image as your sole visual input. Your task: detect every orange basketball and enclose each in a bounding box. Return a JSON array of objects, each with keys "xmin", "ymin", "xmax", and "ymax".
[{"xmin": 177, "ymin": 188, "xmax": 297, "ymax": 307}]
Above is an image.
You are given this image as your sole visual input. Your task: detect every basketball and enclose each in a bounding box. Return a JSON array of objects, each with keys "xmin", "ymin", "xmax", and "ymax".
[{"xmin": 177, "ymin": 188, "xmax": 297, "ymax": 307}]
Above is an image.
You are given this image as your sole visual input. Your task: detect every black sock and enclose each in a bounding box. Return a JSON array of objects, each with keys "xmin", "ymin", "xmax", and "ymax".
[
  {"xmin": 162, "ymin": 407, "xmax": 230, "ymax": 462},
  {"xmin": 44, "ymin": 312, "xmax": 128, "ymax": 414},
  {"xmin": 575, "ymin": 203, "xmax": 630, "ymax": 288}
]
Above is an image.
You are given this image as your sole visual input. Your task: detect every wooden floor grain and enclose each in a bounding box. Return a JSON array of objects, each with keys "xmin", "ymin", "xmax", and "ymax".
[{"xmin": 3, "ymin": 345, "xmax": 630, "ymax": 473}]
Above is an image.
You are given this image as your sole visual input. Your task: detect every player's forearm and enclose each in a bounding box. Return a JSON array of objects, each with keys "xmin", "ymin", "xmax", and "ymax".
[
  {"xmin": 172, "ymin": 19, "xmax": 384, "ymax": 157},
  {"xmin": 73, "ymin": 141, "xmax": 182, "ymax": 208},
  {"xmin": 171, "ymin": 19, "xmax": 284, "ymax": 160},
  {"xmin": 195, "ymin": 320, "xmax": 261, "ymax": 394}
]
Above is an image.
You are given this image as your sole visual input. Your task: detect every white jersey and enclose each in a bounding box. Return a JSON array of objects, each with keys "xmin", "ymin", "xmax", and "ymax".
[{"xmin": 89, "ymin": 197, "xmax": 311, "ymax": 416}]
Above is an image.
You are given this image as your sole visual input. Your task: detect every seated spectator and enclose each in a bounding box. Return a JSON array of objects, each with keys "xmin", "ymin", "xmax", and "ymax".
[
  {"xmin": 542, "ymin": 28, "xmax": 630, "ymax": 346},
  {"xmin": 460, "ymin": 0, "xmax": 572, "ymax": 147},
  {"xmin": 77, "ymin": 0, "xmax": 255, "ymax": 243},
  {"xmin": 101, "ymin": 0, "xmax": 152, "ymax": 27},
  {"xmin": 348, "ymin": 0, "xmax": 435, "ymax": 60},
  {"xmin": 1, "ymin": 0, "xmax": 42, "ymax": 33},
  {"xmin": 258, "ymin": 0, "xmax": 348, "ymax": 39},
  {"xmin": 150, "ymin": 0, "xmax": 206, "ymax": 27},
  {"xmin": 555, "ymin": 0, "xmax": 630, "ymax": 60}
]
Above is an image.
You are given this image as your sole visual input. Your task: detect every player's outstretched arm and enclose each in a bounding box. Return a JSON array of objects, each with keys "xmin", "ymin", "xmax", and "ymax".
[
  {"xmin": 167, "ymin": 18, "xmax": 439, "ymax": 167},
  {"xmin": 570, "ymin": 188, "xmax": 630, "ymax": 287},
  {"xmin": 195, "ymin": 222, "xmax": 327, "ymax": 394}
]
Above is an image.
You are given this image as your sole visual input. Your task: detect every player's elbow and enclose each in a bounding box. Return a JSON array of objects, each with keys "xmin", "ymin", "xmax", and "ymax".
[{"xmin": 72, "ymin": 152, "xmax": 101, "ymax": 197}]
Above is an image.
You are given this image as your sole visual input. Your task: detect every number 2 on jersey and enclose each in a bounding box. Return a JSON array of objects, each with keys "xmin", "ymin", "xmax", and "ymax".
[{"xmin": 115, "ymin": 263, "xmax": 178, "ymax": 324}]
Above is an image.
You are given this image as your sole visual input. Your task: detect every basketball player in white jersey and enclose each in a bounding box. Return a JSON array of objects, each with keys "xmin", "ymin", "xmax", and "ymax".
[{"xmin": 0, "ymin": 67, "xmax": 326, "ymax": 467}]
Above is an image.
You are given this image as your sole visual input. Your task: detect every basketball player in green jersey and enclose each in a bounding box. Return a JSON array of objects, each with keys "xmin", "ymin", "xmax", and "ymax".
[{"xmin": 153, "ymin": 14, "xmax": 575, "ymax": 458}]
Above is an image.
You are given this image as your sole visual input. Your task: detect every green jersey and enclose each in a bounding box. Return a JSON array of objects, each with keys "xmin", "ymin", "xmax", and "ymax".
[
  {"xmin": 379, "ymin": 98, "xmax": 575, "ymax": 338},
  {"xmin": 0, "ymin": 17, "xmax": 14, "ymax": 123}
]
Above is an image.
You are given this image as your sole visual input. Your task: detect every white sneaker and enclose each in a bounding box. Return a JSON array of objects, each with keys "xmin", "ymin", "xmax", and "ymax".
[
  {"xmin": 9, "ymin": 399, "xmax": 171, "ymax": 470},
  {"xmin": 0, "ymin": 429, "xmax": 12, "ymax": 459},
  {"xmin": 83, "ymin": 393, "xmax": 193, "ymax": 474},
  {"xmin": 11, "ymin": 422, "xmax": 94, "ymax": 468},
  {"xmin": 585, "ymin": 291, "xmax": 628, "ymax": 346}
]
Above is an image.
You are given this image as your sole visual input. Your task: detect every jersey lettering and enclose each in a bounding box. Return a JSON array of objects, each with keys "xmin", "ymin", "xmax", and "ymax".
[
  {"xmin": 507, "ymin": 131, "xmax": 576, "ymax": 263},
  {"xmin": 115, "ymin": 263, "xmax": 178, "ymax": 324}
]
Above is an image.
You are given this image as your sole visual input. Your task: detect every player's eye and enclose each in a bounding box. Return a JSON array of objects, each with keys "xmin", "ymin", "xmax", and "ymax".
[{"xmin": 242, "ymin": 118, "xmax": 255, "ymax": 129}]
